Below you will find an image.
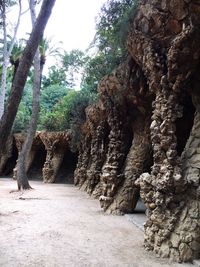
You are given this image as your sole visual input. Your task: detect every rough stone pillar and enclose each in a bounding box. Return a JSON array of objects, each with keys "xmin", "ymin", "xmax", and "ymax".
[
  {"xmin": 74, "ymin": 109, "xmax": 93, "ymax": 187},
  {"xmin": 137, "ymin": 87, "xmax": 186, "ymax": 260},
  {"xmin": 84, "ymin": 120, "xmax": 108, "ymax": 197},
  {"xmin": 138, "ymin": 89, "xmax": 200, "ymax": 262},
  {"xmin": 74, "ymin": 104, "xmax": 109, "ymax": 196},
  {"xmin": 108, "ymin": 113, "xmax": 152, "ymax": 214},
  {"xmin": 99, "ymin": 106, "xmax": 127, "ymax": 211},
  {"xmin": 79, "ymin": 106, "xmax": 103, "ymax": 193},
  {"xmin": 127, "ymin": 0, "xmax": 200, "ymax": 262},
  {"xmin": 170, "ymin": 89, "xmax": 200, "ymax": 261},
  {"xmin": 39, "ymin": 131, "xmax": 70, "ymax": 183},
  {"xmin": 74, "ymin": 134, "xmax": 91, "ymax": 186}
]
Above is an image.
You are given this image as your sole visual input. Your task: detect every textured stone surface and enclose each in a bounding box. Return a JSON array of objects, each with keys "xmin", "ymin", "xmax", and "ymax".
[
  {"xmin": 74, "ymin": 0, "xmax": 200, "ymax": 262},
  {"xmin": 5, "ymin": 131, "xmax": 73, "ymax": 183},
  {"xmin": 39, "ymin": 131, "xmax": 71, "ymax": 183},
  {"xmin": 127, "ymin": 0, "xmax": 200, "ymax": 262},
  {"xmin": 74, "ymin": 58, "xmax": 153, "ymax": 214},
  {"xmin": 1, "ymin": 0, "xmax": 200, "ymax": 263}
]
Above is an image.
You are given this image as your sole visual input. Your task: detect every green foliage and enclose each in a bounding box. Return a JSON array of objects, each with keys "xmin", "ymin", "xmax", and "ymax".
[
  {"xmin": 62, "ymin": 49, "xmax": 87, "ymax": 71},
  {"xmin": 0, "ymin": 39, "xmax": 25, "ymax": 83},
  {"xmin": 39, "ymin": 38, "xmax": 63, "ymax": 65},
  {"xmin": 81, "ymin": 50, "xmax": 122, "ymax": 93},
  {"xmin": 95, "ymin": 0, "xmax": 137, "ymax": 53},
  {"xmin": 62, "ymin": 49, "xmax": 88, "ymax": 88},
  {"xmin": 0, "ymin": 0, "xmax": 17, "ymax": 10},
  {"xmin": 39, "ymin": 90, "xmax": 89, "ymax": 130},
  {"xmin": 36, "ymin": 0, "xmax": 139, "ymax": 136},
  {"xmin": 39, "ymin": 90, "xmax": 78, "ymax": 131},
  {"xmin": 38, "ymin": 89, "xmax": 97, "ymax": 150},
  {"xmin": 42, "ymin": 66, "xmax": 67, "ymax": 87},
  {"xmin": 81, "ymin": 0, "xmax": 138, "ymax": 93},
  {"xmin": 13, "ymin": 102, "xmax": 31, "ymax": 132},
  {"xmin": 5, "ymin": 0, "xmax": 17, "ymax": 6},
  {"xmin": 40, "ymin": 84, "xmax": 68, "ymax": 112},
  {"xmin": 13, "ymin": 84, "xmax": 32, "ymax": 132},
  {"xmin": 9, "ymin": 40, "xmax": 24, "ymax": 63},
  {"xmin": 42, "ymin": 49, "xmax": 88, "ymax": 89},
  {"xmin": 13, "ymin": 83, "xmax": 69, "ymax": 132}
]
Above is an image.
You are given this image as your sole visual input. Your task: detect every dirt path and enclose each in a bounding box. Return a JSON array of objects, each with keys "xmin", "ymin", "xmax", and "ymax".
[{"xmin": 0, "ymin": 178, "xmax": 192, "ymax": 267}]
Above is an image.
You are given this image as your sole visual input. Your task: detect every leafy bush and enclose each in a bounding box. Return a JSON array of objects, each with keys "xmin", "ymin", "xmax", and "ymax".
[
  {"xmin": 38, "ymin": 89, "xmax": 97, "ymax": 150},
  {"xmin": 13, "ymin": 102, "xmax": 31, "ymax": 132},
  {"xmin": 95, "ymin": 0, "xmax": 138, "ymax": 53},
  {"xmin": 13, "ymin": 83, "xmax": 69, "ymax": 132},
  {"xmin": 40, "ymin": 84, "xmax": 69, "ymax": 112},
  {"xmin": 13, "ymin": 84, "xmax": 32, "ymax": 132}
]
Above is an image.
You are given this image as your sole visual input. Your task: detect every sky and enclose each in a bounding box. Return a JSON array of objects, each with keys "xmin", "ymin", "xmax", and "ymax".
[
  {"xmin": 12, "ymin": 0, "xmax": 107, "ymax": 52},
  {"xmin": 44, "ymin": 0, "xmax": 107, "ymax": 51}
]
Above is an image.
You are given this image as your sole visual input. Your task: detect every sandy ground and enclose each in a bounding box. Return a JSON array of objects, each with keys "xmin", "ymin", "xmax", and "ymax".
[{"xmin": 0, "ymin": 178, "xmax": 193, "ymax": 267}]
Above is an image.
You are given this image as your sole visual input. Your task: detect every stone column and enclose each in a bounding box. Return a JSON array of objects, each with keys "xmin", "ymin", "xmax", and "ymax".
[
  {"xmin": 40, "ymin": 132, "xmax": 70, "ymax": 183},
  {"xmin": 99, "ymin": 106, "xmax": 127, "ymax": 211},
  {"xmin": 109, "ymin": 113, "xmax": 152, "ymax": 214}
]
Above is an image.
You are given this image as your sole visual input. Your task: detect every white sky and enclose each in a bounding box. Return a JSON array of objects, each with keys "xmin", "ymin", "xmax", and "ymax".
[
  {"xmin": 13, "ymin": 0, "xmax": 107, "ymax": 52},
  {"xmin": 45, "ymin": 0, "xmax": 106, "ymax": 51}
]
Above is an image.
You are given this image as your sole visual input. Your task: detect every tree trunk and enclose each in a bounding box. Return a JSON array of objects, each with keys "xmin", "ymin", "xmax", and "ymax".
[
  {"xmin": 16, "ymin": 0, "xmax": 45, "ymax": 190},
  {"xmin": 0, "ymin": 1, "xmax": 8, "ymax": 119},
  {"xmin": 0, "ymin": 0, "xmax": 22, "ymax": 119},
  {"xmin": 0, "ymin": 0, "xmax": 56, "ymax": 156}
]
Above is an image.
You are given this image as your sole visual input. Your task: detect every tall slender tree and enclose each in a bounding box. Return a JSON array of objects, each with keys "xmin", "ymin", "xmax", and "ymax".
[
  {"xmin": 0, "ymin": 0, "xmax": 56, "ymax": 156},
  {"xmin": 16, "ymin": 0, "xmax": 43, "ymax": 190}
]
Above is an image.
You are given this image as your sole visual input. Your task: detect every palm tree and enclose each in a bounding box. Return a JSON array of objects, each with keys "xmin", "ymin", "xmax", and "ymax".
[
  {"xmin": 39, "ymin": 37, "xmax": 64, "ymax": 76},
  {"xmin": 9, "ymin": 40, "xmax": 25, "ymax": 81}
]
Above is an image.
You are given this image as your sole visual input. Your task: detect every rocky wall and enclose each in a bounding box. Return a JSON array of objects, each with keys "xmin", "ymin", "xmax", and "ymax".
[
  {"xmin": 0, "ymin": 131, "xmax": 77, "ymax": 183},
  {"xmin": 127, "ymin": 0, "xmax": 200, "ymax": 262},
  {"xmin": 81, "ymin": 106, "xmax": 109, "ymax": 197},
  {"xmin": 74, "ymin": 0, "xmax": 200, "ymax": 262},
  {"xmin": 1, "ymin": 0, "xmax": 200, "ymax": 262},
  {"xmin": 74, "ymin": 58, "xmax": 153, "ymax": 215}
]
